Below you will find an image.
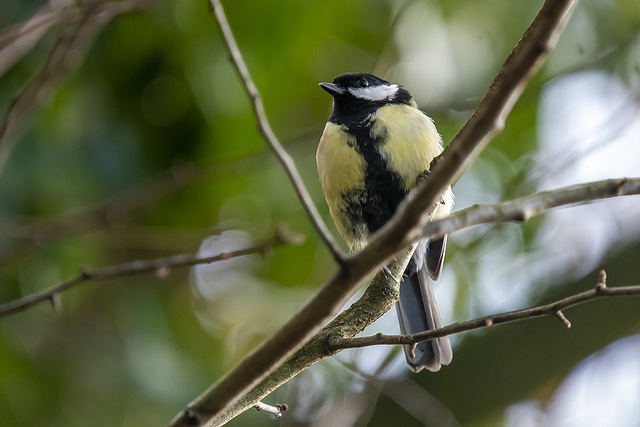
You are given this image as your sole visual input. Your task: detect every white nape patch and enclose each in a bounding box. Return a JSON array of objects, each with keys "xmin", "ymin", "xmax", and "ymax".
[{"xmin": 348, "ymin": 84, "xmax": 399, "ymax": 101}]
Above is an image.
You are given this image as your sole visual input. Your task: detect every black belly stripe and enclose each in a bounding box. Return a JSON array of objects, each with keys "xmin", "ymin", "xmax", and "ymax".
[{"xmin": 341, "ymin": 119, "xmax": 406, "ymax": 236}]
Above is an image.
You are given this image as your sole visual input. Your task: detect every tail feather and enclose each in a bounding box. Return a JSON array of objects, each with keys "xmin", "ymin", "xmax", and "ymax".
[
  {"xmin": 396, "ymin": 239, "xmax": 452, "ymax": 372},
  {"xmin": 426, "ymin": 236, "xmax": 446, "ymax": 281}
]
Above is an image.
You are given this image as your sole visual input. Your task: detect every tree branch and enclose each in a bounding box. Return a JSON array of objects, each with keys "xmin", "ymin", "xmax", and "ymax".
[
  {"xmin": 416, "ymin": 177, "xmax": 640, "ymax": 243},
  {"xmin": 209, "ymin": 0, "xmax": 344, "ymax": 264},
  {"xmin": 0, "ymin": 0, "xmax": 155, "ymax": 178},
  {"xmin": 0, "ymin": 162, "xmax": 203, "ymax": 262},
  {"xmin": 169, "ymin": 1, "xmax": 579, "ymax": 425},
  {"xmin": 0, "ymin": 1, "xmax": 81, "ymax": 77},
  {"xmin": 329, "ymin": 271, "xmax": 640, "ymax": 349},
  {"xmin": 0, "ymin": 226, "xmax": 302, "ymax": 319},
  {"xmin": 179, "ymin": 177, "xmax": 640, "ymax": 425},
  {"xmin": 353, "ymin": 0, "xmax": 578, "ymax": 274},
  {"xmin": 203, "ymin": 245, "xmax": 416, "ymax": 427},
  {"xmin": 0, "ymin": 148, "xmax": 300, "ymax": 262}
]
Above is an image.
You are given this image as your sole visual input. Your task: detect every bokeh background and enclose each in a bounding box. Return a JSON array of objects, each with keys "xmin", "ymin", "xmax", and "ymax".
[{"xmin": 1, "ymin": 0, "xmax": 640, "ymax": 426}]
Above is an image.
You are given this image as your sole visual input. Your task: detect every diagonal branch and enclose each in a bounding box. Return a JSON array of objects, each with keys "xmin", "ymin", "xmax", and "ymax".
[
  {"xmin": 203, "ymin": 245, "xmax": 416, "ymax": 426},
  {"xmin": 0, "ymin": 226, "xmax": 302, "ymax": 319},
  {"xmin": 0, "ymin": 1, "xmax": 77, "ymax": 77},
  {"xmin": 210, "ymin": 0, "xmax": 344, "ymax": 264},
  {"xmin": 169, "ymin": 1, "xmax": 579, "ymax": 426},
  {"xmin": 354, "ymin": 0, "xmax": 579, "ymax": 272},
  {"xmin": 329, "ymin": 271, "xmax": 640, "ymax": 349},
  {"xmin": 176, "ymin": 174, "xmax": 640, "ymax": 425}
]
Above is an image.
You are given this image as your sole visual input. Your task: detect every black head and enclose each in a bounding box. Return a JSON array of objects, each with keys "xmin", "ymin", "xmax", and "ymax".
[{"xmin": 320, "ymin": 73, "xmax": 413, "ymax": 123}]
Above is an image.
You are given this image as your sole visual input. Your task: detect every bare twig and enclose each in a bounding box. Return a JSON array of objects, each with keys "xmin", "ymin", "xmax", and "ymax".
[
  {"xmin": 0, "ymin": 23, "xmax": 84, "ymax": 175},
  {"xmin": 253, "ymin": 401, "xmax": 288, "ymax": 418},
  {"xmin": 0, "ymin": 144, "xmax": 311, "ymax": 261},
  {"xmin": 0, "ymin": 162, "xmax": 202, "ymax": 262},
  {"xmin": 0, "ymin": 128, "xmax": 325, "ymax": 260},
  {"xmin": 555, "ymin": 310, "xmax": 571, "ymax": 328},
  {"xmin": 0, "ymin": 0, "xmax": 155, "ymax": 178},
  {"xmin": 0, "ymin": 227, "xmax": 302, "ymax": 319},
  {"xmin": 416, "ymin": 177, "xmax": 640, "ymax": 243},
  {"xmin": 328, "ymin": 273, "xmax": 640, "ymax": 350},
  {"xmin": 0, "ymin": 1, "xmax": 77, "ymax": 77},
  {"xmin": 209, "ymin": 0, "xmax": 344, "ymax": 264},
  {"xmin": 169, "ymin": 1, "xmax": 579, "ymax": 426}
]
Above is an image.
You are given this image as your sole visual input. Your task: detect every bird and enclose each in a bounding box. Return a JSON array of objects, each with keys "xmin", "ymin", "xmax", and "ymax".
[{"xmin": 316, "ymin": 72, "xmax": 453, "ymax": 372}]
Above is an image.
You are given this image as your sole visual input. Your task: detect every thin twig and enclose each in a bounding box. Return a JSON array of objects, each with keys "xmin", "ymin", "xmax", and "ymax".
[
  {"xmin": 0, "ymin": 227, "xmax": 302, "ymax": 319},
  {"xmin": 415, "ymin": 177, "xmax": 640, "ymax": 244},
  {"xmin": 253, "ymin": 401, "xmax": 288, "ymax": 418},
  {"xmin": 0, "ymin": 162, "xmax": 202, "ymax": 262},
  {"xmin": 328, "ymin": 272, "xmax": 640, "ymax": 350},
  {"xmin": 555, "ymin": 310, "xmax": 571, "ymax": 328},
  {"xmin": 0, "ymin": 21, "xmax": 85, "ymax": 176},
  {"xmin": 0, "ymin": 0, "xmax": 155, "ymax": 178},
  {"xmin": 169, "ymin": 1, "xmax": 579, "ymax": 426},
  {"xmin": 0, "ymin": 1, "xmax": 77, "ymax": 77},
  {"xmin": 209, "ymin": 0, "xmax": 344, "ymax": 264},
  {"xmin": 0, "ymin": 146, "xmax": 305, "ymax": 261}
]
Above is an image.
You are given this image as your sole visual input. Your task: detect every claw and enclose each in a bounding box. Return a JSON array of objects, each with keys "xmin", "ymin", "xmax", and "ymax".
[
  {"xmin": 416, "ymin": 170, "xmax": 432, "ymax": 186},
  {"xmin": 417, "ymin": 170, "xmax": 446, "ymax": 205},
  {"xmin": 382, "ymin": 264, "xmax": 401, "ymax": 285}
]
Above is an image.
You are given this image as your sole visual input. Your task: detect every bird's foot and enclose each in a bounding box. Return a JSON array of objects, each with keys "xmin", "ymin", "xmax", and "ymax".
[
  {"xmin": 416, "ymin": 169, "xmax": 432, "ymax": 186},
  {"xmin": 381, "ymin": 264, "xmax": 401, "ymax": 285}
]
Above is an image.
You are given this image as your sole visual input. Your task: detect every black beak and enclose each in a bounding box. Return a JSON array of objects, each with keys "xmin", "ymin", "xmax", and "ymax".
[{"xmin": 319, "ymin": 82, "xmax": 345, "ymax": 96}]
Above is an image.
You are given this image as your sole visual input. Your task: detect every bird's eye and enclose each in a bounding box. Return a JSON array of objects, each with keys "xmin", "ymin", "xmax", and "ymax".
[{"xmin": 358, "ymin": 78, "xmax": 369, "ymax": 88}]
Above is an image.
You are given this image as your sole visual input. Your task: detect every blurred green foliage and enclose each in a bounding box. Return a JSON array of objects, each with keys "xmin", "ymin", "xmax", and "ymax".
[{"xmin": 1, "ymin": 0, "xmax": 639, "ymax": 426}]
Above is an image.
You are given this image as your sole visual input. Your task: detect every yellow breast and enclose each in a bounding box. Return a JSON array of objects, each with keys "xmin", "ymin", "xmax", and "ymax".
[
  {"xmin": 316, "ymin": 104, "xmax": 454, "ymax": 250},
  {"xmin": 316, "ymin": 122, "xmax": 366, "ymax": 247},
  {"xmin": 371, "ymin": 104, "xmax": 443, "ymax": 191}
]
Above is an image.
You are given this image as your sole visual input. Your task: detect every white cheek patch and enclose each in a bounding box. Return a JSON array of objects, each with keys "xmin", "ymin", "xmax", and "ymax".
[{"xmin": 348, "ymin": 84, "xmax": 399, "ymax": 101}]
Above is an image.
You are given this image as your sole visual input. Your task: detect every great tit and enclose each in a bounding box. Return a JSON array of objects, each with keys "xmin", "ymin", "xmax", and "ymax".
[{"xmin": 316, "ymin": 72, "xmax": 453, "ymax": 372}]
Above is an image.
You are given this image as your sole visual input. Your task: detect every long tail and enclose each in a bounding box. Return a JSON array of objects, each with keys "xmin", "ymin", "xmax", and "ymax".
[{"xmin": 396, "ymin": 237, "xmax": 452, "ymax": 372}]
